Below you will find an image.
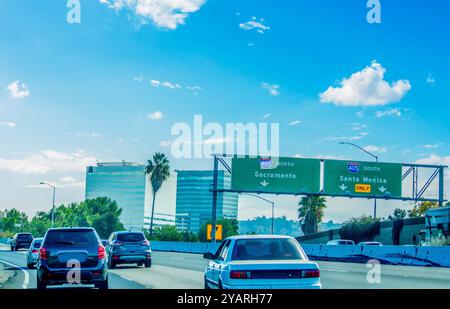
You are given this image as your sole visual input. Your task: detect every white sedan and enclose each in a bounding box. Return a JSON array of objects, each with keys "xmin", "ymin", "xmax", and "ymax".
[{"xmin": 203, "ymin": 235, "xmax": 321, "ymax": 289}]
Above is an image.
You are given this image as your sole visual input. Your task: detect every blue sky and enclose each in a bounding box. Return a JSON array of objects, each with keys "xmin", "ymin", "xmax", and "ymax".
[{"xmin": 0, "ymin": 0, "xmax": 449, "ymax": 222}]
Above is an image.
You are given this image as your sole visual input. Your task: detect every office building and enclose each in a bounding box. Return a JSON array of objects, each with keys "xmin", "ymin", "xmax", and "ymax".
[
  {"xmin": 85, "ymin": 161, "xmax": 146, "ymax": 230},
  {"xmin": 175, "ymin": 170, "xmax": 238, "ymax": 234}
]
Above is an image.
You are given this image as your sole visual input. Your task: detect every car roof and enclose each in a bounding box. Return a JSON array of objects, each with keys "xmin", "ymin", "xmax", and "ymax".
[
  {"xmin": 225, "ymin": 235, "xmax": 294, "ymax": 240},
  {"xmin": 46, "ymin": 227, "xmax": 95, "ymax": 231},
  {"xmin": 114, "ymin": 231, "xmax": 144, "ymax": 234},
  {"xmin": 32, "ymin": 238, "xmax": 43, "ymax": 241}
]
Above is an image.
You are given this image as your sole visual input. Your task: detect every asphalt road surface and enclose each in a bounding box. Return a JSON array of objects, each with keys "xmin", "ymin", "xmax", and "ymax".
[{"xmin": 1, "ymin": 244, "xmax": 450, "ymax": 289}]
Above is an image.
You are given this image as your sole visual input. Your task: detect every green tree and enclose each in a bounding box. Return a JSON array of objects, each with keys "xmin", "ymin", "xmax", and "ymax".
[
  {"xmin": 145, "ymin": 153, "xmax": 171, "ymax": 236},
  {"xmin": 388, "ymin": 208, "xmax": 407, "ymax": 221},
  {"xmin": 408, "ymin": 201, "xmax": 438, "ymax": 218},
  {"xmin": 339, "ymin": 215, "xmax": 381, "ymax": 243},
  {"xmin": 297, "ymin": 196, "xmax": 327, "ymax": 235},
  {"xmin": 0, "ymin": 209, "xmax": 29, "ymax": 233}
]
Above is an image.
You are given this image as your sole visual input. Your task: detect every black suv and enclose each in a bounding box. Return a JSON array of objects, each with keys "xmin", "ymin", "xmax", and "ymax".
[
  {"xmin": 36, "ymin": 227, "xmax": 108, "ymax": 289},
  {"xmin": 10, "ymin": 233, "xmax": 33, "ymax": 251},
  {"xmin": 106, "ymin": 231, "xmax": 151, "ymax": 269}
]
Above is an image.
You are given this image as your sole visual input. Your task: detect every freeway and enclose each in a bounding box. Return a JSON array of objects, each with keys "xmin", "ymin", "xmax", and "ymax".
[
  {"xmin": 1, "ymin": 244, "xmax": 450, "ymax": 289},
  {"xmin": 0, "ymin": 244, "xmax": 144, "ymax": 289}
]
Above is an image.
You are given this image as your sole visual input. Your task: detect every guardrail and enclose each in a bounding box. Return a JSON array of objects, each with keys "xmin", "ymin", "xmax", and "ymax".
[{"xmin": 151, "ymin": 241, "xmax": 450, "ymax": 268}]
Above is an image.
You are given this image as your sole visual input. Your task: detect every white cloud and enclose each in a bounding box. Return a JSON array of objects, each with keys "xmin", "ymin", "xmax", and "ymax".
[
  {"xmin": 151, "ymin": 79, "xmax": 181, "ymax": 89},
  {"xmin": 351, "ymin": 122, "xmax": 367, "ymax": 131},
  {"xmin": 426, "ymin": 74, "xmax": 435, "ymax": 86},
  {"xmin": 68, "ymin": 132, "xmax": 102, "ymax": 138},
  {"xmin": 186, "ymin": 85, "xmax": 202, "ymax": 91},
  {"xmin": 363, "ymin": 145, "xmax": 387, "ymax": 154},
  {"xmin": 420, "ymin": 143, "xmax": 442, "ymax": 149},
  {"xmin": 116, "ymin": 139, "xmax": 124, "ymax": 143},
  {"xmin": 134, "ymin": 75, "xmax": 144, "ymax": 82},
  {"xmin": 239, "ymin": 16, "xmax": 270, "ymax": 34},
  {"xmin": 261, "ymin": 82, "xmax": 280, "ymax": 96},
  {"xmin": 147, "ymin": 111, "xmax": 164, "ymax": 120},
  {"xmin": 375, "ymin": 108, "xmax": 402, "ymax": 118},
  {"xmin": 60, "ymin": 176, "xmax": 76, "ymax": 183},
  {"xmin": 0, "ymin": 121, "xmax": 16, "ymax": 128},
  {"xmin": 323, "ymin": 135, "xmax": 363, "ymax": 142},
  {"xmin": 5, "ymin": 80, "xmax": 30, "ymax": 99},
  {"xmin": 261, "ymin": 113, "xmax": 271, "ymax": 120},
  {"xmin": 294, "ymin": 154, "xmax": 346, "ymax": 160},
  {"xmin": 356, "ymin": 111, "xmax": 364, "ymax": 118},
  {"xmin": 288, "ymin": 120, "xmax": 302, "ymax": 126},
  {"xmin": 0, "ymin": 150, "xmax": 97, "ymax": 174},
  {"xmin": 160, "ymin": 140, "xmax": 172, "ymax": 147},
  {"xmin": 320, "ymin": 61, "xmax": 411, "ymax": 106},
  {"xmin": 99, "ymin": 0, "xmax": 206, "ymax": 30}
]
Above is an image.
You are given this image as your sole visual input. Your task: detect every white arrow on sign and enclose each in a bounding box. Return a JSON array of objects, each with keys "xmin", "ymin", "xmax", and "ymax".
[
  {"xmin": 339, "ymin": 184, "xmax": 348, "ymax": 191},
  {"xmin": 378, "ymin": 186, "xmax": 387, "ymax": 193},
  {"xmin": 260, "ymin": 180, "xmax": 269, "ymax": 187}
]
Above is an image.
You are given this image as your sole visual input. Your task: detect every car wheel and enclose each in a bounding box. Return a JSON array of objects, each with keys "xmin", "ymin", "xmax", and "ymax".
[
  {"xmin": 204, "ymin": 277, "xmax": 210, "ymax": 289},
  {"xmin": 36, "ymin": 276, "xmax": 47, "ymax": 290},
  {"xmin": 10, "ymin": 246, "xmax": 14, "ymax": 251},
  {"xmin": 95, "ymin": 277, "xmax": 109, "ymax": 290},
  {"xmin": 144, "ymin": 260, "xmax": 151, "ymax": 268},
  {"xmin": 218, "ymin": 280, "xmax": 223, "ymax": 290},
  {"xmin": 27, "ymin": 263, "xmax": 34, "ymax": 269},
  {"xmin": 137, "ymin": 262, "xmax": 143, "ymax": 267}
]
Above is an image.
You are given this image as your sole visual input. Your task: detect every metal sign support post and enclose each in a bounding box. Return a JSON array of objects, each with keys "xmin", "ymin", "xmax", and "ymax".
[
  {"xmin": 211, "ymin": 155, "xmax": 219, "ymax": 243},
  {"xmin": 439, "ymin": 166, "xmax": 445, "ymax": 207}
]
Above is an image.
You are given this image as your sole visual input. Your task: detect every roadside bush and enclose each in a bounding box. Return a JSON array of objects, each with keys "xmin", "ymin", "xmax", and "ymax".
[{"xmin": 339, "ymin": 215, "xmax": 381, "ymax": 244}]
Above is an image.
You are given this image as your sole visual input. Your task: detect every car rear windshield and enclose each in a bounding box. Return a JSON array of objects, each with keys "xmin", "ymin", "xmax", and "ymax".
[
  {"xmin": 231, "ymin": 238, "xmax": 305, "ymax": 261},
  {"xmin": 117, "ymin": 233, "xmax": 145, "ymax": 242},
  {"xmin": 44, "ymin": 230, "xmax": 99, "ymax": 246},
  {"xmin": 17, "ymin": 234, "xmax": 33, "ymax": 240}
]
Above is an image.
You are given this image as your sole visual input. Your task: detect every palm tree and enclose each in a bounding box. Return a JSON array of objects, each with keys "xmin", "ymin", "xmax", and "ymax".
[
  {"xmin": 298, "ymin": 196, "xmax": 326, "ymax": 235},
  {"xmin": 145, "ymin": 153, "xmax": 171, "ymax": 236}
]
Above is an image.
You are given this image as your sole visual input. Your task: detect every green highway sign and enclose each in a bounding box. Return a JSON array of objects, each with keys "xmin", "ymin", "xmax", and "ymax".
[
  {"xmin": 323, "ymin": 160, "xmax": 402, "ymax": 197},
  {"xmin": 231, "ymin": 156, "xmax": 320, "ymax": 194}
]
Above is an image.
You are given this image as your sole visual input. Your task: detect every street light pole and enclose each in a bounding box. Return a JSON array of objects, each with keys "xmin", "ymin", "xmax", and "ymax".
[
  {"xmin": 40, "ymin": 182, "xmax": 56, "ymax": 228},
  {"xmin": 338, "ymin": 142, "xmax": 379, "ymax": 219},
  {"xmin": 241, "ymin": 193, "xmax": 275, "ymax": 235}
]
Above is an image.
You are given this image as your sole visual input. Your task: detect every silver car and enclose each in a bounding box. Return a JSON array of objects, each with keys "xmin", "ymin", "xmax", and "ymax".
[{"xmin": 26, "ymin": 238, "xmax": 43, "ymax": 269}]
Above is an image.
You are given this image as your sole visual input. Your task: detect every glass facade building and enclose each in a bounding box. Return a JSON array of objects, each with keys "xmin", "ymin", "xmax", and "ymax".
[
  {"xmin": 85, "ymin": 162, "xmax": 146, "ymax": 230},
  {"xmin": 175, "ymin": 170, "xmax": 238, "ymax": 234}
]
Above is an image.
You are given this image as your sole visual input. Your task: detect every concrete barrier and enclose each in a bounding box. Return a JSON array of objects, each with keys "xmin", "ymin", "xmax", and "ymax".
[{"xmin": 150, "ymin": 240, "xmax": 450, "ymax": 268}]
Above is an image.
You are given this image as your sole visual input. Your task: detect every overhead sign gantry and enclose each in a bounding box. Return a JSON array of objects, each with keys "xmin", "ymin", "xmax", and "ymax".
[{"xmin": 209, "ymin": 154, "xmax": 447, "ymax": 242}]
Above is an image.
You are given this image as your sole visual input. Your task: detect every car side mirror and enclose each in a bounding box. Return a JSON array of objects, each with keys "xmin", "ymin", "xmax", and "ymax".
[{"xmin": 203, "ymin": 252, "xmax": 215, "ymax": 260}]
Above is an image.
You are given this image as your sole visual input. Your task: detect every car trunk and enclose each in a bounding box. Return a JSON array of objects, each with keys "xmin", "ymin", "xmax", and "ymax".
[
  {"xmin": 228, "ymin": 260, "xmax": 320, "ymax": 286},
  {"xmin": 46, "ymin": 245, "xmax": 99, "ymax": 268}
]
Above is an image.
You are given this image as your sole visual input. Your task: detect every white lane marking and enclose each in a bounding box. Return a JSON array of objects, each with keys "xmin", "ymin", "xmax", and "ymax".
[
  {"xmin": 0, "ymin": 259, "xmax": 30, "ymax": 289},
  {"xmin": 119, "ymin": 275, "xmax": 133, "ymax": 282},
  {"xmin": 320, "ymin": 268, "xmax": 349, "ymax": 273}
]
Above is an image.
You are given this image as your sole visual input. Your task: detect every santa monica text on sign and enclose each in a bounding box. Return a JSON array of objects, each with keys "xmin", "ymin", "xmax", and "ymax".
[{"xmin": 323, "ymin": 160, "xmax": 402, "ymax": 197}]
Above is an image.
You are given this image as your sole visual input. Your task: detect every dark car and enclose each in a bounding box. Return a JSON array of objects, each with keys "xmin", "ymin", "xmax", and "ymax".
[
  {"xmin": 36, "ymin": 227, "xmax": 108, "ymax": 289},
  {"xmin": 10, "ymin": 233, "xmax": 34, "ymax": 251},
  {"xmin": 106, "ymin": 231, "xmax": 151, "ymax": 269}
]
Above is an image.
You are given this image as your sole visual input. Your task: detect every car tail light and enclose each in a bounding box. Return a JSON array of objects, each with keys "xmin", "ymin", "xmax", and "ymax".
[
  {"xmin": 230, "ymin": 271, "xmax": 251, "ymax": 279},
  {"xmin": 98, "ymin": 245, "xmax": 106, "ymax": 259},
  {"xmin": 303, "ymin": 269, "xmax": 320, "ymax": 278},
  {"xmin": 39, "ymin": 247, "xmax": 47, "ymax": 260},
  {"xmin": 32, "ymin": 249, "xmax": 38, "ymax": 254},
  {"xmin": 140, "ymin": 240, "xmax": 150, "ymax": 246}
]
